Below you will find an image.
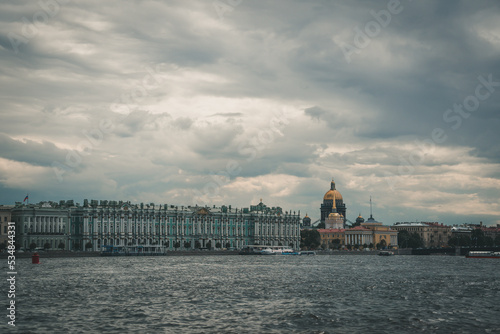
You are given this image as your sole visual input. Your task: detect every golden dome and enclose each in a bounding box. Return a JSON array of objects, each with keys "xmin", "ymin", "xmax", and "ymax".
[
  {"xmin": 323, "ymin": 190, "xmax": 343, "ymax": 200},
  {"xmin": 328, "ymin": 212, "xmax": 340, "ymax": 218},
  {"xmin": 323, "ymin": 179, "xmax": 343, "ymax": 201}
]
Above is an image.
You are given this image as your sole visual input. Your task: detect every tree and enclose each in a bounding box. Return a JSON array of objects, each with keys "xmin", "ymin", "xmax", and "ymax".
[
  {"xmin": 495, "ymin": 234, "xmax": 500, "ymax": 246},
  {"xmin": 398, "ymin": 230, "xmax": 411, "ymax": 248},
  {"xmin": 363, "ymin": 243, "xmax": 368, "ymax": 249},
  {"xmin": 85, "ymin": 241, "xmax": 93, "ymax": 250},
  {"xmin": 30, "ymin": 242, "xmax": 37, "ymax": 251},
  {"xmin": 369, "ymin": 243, "xmax": 374, "ymax": 249},
  {"xmin": 58, "ymin": 242, "xmax": 65, "ymax": 250},
  {"xmin": 44, "ymin": 242, "xmax": 51, "ymax": 250},
  {"xmin": 300, "ymin": 229, "xmax": 320, "ymax": 250},
  {"xmin": 195, "ymin": 241, "xmax": 201, "ymax": 249},
  {"xmin": 184, "ymin": 241, "xmax": 191, "ymax": 249},
  {"xmin": 174, "ymin": 241, "xmax": 180, "ymax": 250},
  {"xmin": 206, "ymin": 240, "xmax": 212, "ymax": 250},
  {"xmin": 448, "ymin": 235, "xmax": 471, "ymax": 247},
  {"xmin": 330, "ymin": 239, "xmax": 341, "ymax": 250},
  {"xmin": 216, "ymin": 242, "xmax": 222, "ymax": 249},
  {"xmin": 73, "ymin": 241, "xmax": 80, "ymax": 251},
  {"xmin": 316, "ymin": 222, "xmax": 325, "ymax": 229},
  {"xmin": 225, "ymin": 242, "xmax": 231, "ymax": 249},
  {"xmin": 471, "ymin": 229, "xmax": 485, "ymax": 247}
]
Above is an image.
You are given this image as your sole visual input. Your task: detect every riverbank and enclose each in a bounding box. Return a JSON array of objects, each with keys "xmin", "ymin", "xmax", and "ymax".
[
  {"xmin": 1, "ymin": 248, "xmax": 415, "ymax": 258},
  {"xmin": 0, "ymin": 250, "xmax": 242, "ymax": 259}
]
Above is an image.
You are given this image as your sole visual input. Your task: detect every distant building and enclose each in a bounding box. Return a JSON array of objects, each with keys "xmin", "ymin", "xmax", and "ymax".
[
  {"xmin": 392, "ymin": 222, "xmax": 451, "ymax": 248},
  {"xmin": 302, "ymin": 214, "xmax": 311, "ymax": 227},
  {"xmin": 317, "ymin": 228, "xmax": 345, "ymax": 248},
  {"xmin": 346, "ymin": 214, "xmax": 398, "ymax": 248},
  {"xmin": 0, "ymin": 205, "xmax": 14, "ymax": 247},
  {"xmin": 11, "ymin": 201, "xmax": 70, "ymax": 250},
  {"xmin": 320, "ymin": 179, "xmax": 346, "ymax": 224},
  {"xmin": 6, "ymin": 199, "xmax": 300, "ymax": 251},
  {"xmin": 324, "ymin": 193, "xmax": 344, "ymax": 229},
  {"xmin": 355, "ymin": 214, "xmax": 365, "ymax": 225}
]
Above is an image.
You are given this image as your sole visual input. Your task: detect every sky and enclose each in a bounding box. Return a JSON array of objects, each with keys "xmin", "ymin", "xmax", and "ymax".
[{"xmin": 0, "ymin": 0, "xmax": 499, "ymax": 226}]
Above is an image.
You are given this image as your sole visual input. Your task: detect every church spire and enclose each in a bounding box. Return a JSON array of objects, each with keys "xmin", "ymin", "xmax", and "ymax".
[
  {"xmin": 369, "ymin": 195, "xmax": 373, "ymax": 219},
  {"xmin": 331, "ymin": 178, "xmax": 336, "ymax": 190},
  {"xmin": 332, "ymin": 191, "xmax": 337, "ymax": 213}
]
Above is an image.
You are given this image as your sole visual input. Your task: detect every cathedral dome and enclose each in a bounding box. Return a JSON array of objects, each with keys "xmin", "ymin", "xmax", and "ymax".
[
  {"xmin": 323, "ymin": 180, "xmax": 343, "ymax": 200},
  {"xmin": 328, "ymin": 212, "xmax": 340, "ymax": 218}
]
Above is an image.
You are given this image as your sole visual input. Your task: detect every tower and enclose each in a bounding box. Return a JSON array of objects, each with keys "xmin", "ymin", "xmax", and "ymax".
[
  {"xmin": 320, "ymin": 179, "xmax": 346, "ymax": 224},
  {"xmin": 324, "ymin": 192, "xmax": 344, "ymax": 229}
]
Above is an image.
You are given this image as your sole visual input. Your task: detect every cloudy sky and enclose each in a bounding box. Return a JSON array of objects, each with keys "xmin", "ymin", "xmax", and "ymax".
[{"xmin": 1, "ymin": 0, "xmax": 499, "ymax": 226}]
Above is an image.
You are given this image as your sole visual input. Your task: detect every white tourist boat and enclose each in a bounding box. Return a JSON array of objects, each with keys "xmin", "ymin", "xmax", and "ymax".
[
  {"xmin": 239, "ymin": 245, "xmax": 299, "ymax": 255},
  {"xmin": 466, "ymin": 251, "xmax": 500, "ymax": 259}
]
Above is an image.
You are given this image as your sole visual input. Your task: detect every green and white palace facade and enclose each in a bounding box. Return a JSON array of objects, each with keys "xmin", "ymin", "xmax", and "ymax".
[{"xmin": 11, "ymin": 199, "xmax": 301, "ymax": 251}]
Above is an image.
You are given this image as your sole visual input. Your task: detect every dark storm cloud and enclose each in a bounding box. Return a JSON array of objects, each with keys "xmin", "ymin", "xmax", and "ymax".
[{"xmin": 0, "ymin": 133, "xmax": 67, "ymax": 167}]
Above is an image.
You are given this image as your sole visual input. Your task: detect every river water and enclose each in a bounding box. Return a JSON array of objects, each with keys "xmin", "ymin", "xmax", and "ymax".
[{"xmin": 1, "ymin": 255, "xmax": 499, "ymax": 333}]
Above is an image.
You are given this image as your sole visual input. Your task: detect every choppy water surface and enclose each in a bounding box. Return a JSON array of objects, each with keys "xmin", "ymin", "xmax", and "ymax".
[{"xmin": 1, "ymin": 255, "xmax": 499, "ymax": 333}]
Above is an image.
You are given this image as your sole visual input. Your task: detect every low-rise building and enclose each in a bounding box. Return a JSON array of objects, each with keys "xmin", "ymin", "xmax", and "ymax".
[
  {"xmin": 317, "ymin": 228, "xmax": 345, "ymax": 248},
  {"xmin": 347, "ymin": 215, "xmax": 398, "ymax": 249},
  {"xmin": 392, "ymin": 222, "xmax": 452, "ymax": 248}
]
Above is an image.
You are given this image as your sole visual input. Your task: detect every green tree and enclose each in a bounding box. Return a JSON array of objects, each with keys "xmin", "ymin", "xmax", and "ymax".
[
  {"xmin": 174, "ymin": 241, "xmax": 180, "ymax": 250},
  {"xmin": 195, "ymin": 241, "xmax": 201, "ymax": 249},
  {"xmin": 58, "ymin": 242, "xmax": 65, "ymax": 250},
  {"xmin": 495, "ymin": 234, "xmax": 500, "ymax": 246},
  {"xmin": 85, "ymin": 241, "xmax": 93, "ymax": 250},
  {"xmin": 471, "ymin": 229, "xmax": 485, "ymax": 247},
  {"xmin": 408, "ymin": 232, "xmax": 424, "ymax": 248},
  {"xmin": 448, "ymin": 235, "xmax": 471, "ymax": 247},
  {"xmin": 216, "ymin": 242, "xmax": 222, "ymax": 249},
  {"xmin": 184, "ymin": 241, "xmax": 191, "ymax": 249},
  {"xmin": 30, "ymin": 242, "xmax": 37, "ymax": 251},
  {"xmin": 316, "ymin": 222, "xmax": 325, "ymax": 229},
  {"xmin": 206, "ymin": 240, "xmax": 212, "ymax": 250},
  {"xmin": 398, "ymin": 230, "xmax": 411, "ymax": 248},
  {"xmin": 300, "ymin": 229, "xmax": 320, "ymax": 250},
  {"xmin": 44, "ymin": 242, "xmax": 51, "ymax": 250},
  {"xmin": 225, "ymin": 242, "xmax": 231, "ymax": 249}
]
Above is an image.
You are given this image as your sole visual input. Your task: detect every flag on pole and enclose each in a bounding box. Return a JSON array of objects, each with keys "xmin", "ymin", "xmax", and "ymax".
[{"xmin": 23, "ymin": 194, "xmax": 29, "ymax": 203}]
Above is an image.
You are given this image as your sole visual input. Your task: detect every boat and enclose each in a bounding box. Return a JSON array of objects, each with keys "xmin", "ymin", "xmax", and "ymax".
[
  {"xmin": 299, "ymin": 251, "xmax": 316, "ymax": 255},
  {"xmin": 239, "ymin": 245, "xmax": 299, "ymax": 255},
  {"xmin": 261, "ymin": 247, "xmax": 277, "ymax": 255},
  {"xmin": 378, "ymin": 250, "xmax": 394, "ymax": 256},
  {"xmin": 466, "ymin": 251, "xmax": 500, "ymax": 259}
]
